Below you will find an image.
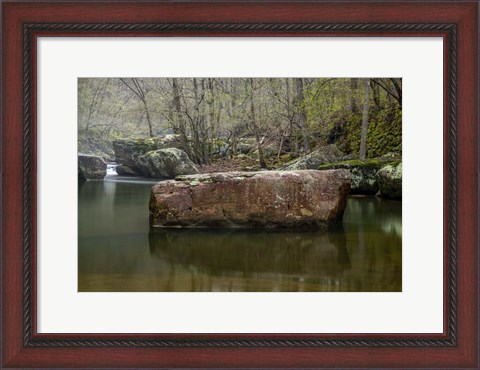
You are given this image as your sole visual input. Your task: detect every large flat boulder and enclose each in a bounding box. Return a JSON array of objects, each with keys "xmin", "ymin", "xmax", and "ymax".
[
  {"xmin": 149, "ymin": 170, "xmax": 351, "ymax": 228},
  {"xmin": 78, "ymin": 153, "xmax": 106, "ymax": 181}
]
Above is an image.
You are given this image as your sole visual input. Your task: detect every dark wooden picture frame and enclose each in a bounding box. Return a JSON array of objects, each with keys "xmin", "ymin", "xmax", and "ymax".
[{"xmin": 1, "ymin": 1, "xmax": 478, "ymax": 368}]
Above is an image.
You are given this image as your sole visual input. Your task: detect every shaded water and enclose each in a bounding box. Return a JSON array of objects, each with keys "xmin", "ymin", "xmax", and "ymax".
[{"xmin": 78, "ymin": 176, "xmax": 402, "ymax": 292}]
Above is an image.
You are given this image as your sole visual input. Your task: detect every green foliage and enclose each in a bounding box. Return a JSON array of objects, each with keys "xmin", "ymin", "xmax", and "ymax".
[
  {"xmin": 330, "ymin": 105, "xmax": 402, "ymax": 158},
  {"xmin": 78, "ymin": 78, "xmax": 402, "ymax": 163}
]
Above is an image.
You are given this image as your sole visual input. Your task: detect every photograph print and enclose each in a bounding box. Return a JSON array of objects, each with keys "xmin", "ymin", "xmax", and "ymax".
[{"xmin": 78, "ymin": 77, "xmax": 402, "ymax": 292}]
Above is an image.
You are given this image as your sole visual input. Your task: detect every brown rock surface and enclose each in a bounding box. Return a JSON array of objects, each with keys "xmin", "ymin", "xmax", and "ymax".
[{"xmin": 149, "ymin": 170, "xmax": 351, "ymax": 228}]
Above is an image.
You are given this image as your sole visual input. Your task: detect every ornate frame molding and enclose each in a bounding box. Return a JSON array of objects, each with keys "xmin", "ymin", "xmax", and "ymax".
[{"xmin": 23, "ymin": 22, "xmax": 457, "ymax": 347}]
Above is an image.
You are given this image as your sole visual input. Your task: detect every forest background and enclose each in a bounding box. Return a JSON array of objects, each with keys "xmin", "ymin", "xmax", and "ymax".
[{"xmin": 78, "ymin": 77, "xmax": 402, "ymax": 170}]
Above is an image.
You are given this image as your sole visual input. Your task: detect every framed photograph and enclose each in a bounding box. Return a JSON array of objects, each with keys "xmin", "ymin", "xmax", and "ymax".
[{"xmin": 2, "ymin": 1, "xmax": 478, "ymax": 368}]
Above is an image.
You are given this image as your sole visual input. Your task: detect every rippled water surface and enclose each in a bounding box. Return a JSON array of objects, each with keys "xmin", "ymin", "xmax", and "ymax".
[{"xmin": 78, "ymin": 176, "xmax": 402, "ymax": 292}]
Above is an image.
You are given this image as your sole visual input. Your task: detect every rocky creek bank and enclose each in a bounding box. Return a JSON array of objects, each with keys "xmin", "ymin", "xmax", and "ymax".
[
  {"xmin": 279, "ymin": 145, "xmax": 401, "ymax": 199},
  {"xmin": 317, "ymin": 155, "xmax": 402, "ymax": 199},
  {"xmin": 80, "ymin": 134, "xmax": 402, "ymax": 200}
]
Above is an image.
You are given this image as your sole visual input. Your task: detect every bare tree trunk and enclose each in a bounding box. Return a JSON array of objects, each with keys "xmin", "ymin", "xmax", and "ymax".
[
  {"xmin": 284, "ymin": 78, "xmax": 292, "ymax": 156},
  {"xmin": 207, "ymin": 78, "xmax": 216, "ymax": 137},
  {"xmin": 225, "ymin": 79, "xmax": 238, "ymax": 156},
  {"xmin": 192, "ymin": 78, "xmax": 203, "ymax": 164},
  {"xmin": 370, "ymin": 80, "xmax": 381, "ymax": 109},
  {"xmin": 349, "ymin": 78, "xmax": 358, "ymax": 113},
  {"xmin": 359, "ymin": 79, "xmax": 370, "ymax": 160},
  {"xmin": 200, "ymin": 79, "xmax": 210, "ymax": 165},
  {"xmin": 120, "ymin": 78, "xmax": 154, "ymax": 137},
  {"xmin": 389, "ymin": 78, "xmax": 402, "ymax": 106},
  {"xmin": 143, "ymin": 100, "xmax": 154, "ymax": 137},
  {"xmin": 277, "ymin": 133, "xmax": 286, "ymax": 159},
  {"xmin": 285, "ymin": 78, "xmax": 298, "ymax": 155},
  {"xmin": 370, "ymin": 78, "xmax": 401, "ymax": 106},
  {"xmin": 249, "ymin": 78, "xmax": 267, "ymax": 169},
  {"xmin": 189, "ymin": 78, "xmax": 209, "ymax": 165},
  {"xmin": 295, "ymin": 78, "xmax": 310, "ymax": 152},
  {"xmin": 171, "ymin": 79, "xmax": 192, "ymax": 158}
]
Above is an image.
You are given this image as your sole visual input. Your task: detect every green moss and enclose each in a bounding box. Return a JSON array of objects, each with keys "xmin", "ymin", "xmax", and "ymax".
[
  {"xmin": 318, "ymin": 158, "xmax": 383, "ymax": 170},
  {"xmin": 330, "ymin": 105, "xmax": 402, "ymax": 158},
  {"xmin": 377, "ymin": 162, "xmax": 402, "ymax": 199}
]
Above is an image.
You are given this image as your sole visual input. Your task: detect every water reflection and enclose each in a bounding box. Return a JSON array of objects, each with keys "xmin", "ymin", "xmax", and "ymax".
[
  {"xmin": 148, "ymin": 229, "xmax": 350, "ymax": 289},
  {"xmin": 78, "ymin": 178, "xmax": 401, "ymax": 292}
]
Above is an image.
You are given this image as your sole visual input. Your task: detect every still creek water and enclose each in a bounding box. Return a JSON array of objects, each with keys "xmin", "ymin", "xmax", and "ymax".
[{"xmin": 78, "ymin": 175, "xmax": 402, "ymax": 292}]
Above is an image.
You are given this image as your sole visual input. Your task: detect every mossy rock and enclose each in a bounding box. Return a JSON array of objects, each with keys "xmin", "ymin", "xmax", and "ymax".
[
  {"xmin": 376, "ymin": 162, "xmax": 402, "ymax": 199},
  {"xmin": 78, "ymin": 153, "xmax": 107, "ymax": 181},
  {"xmin": 279, "ymin": 144, "xmax": 345, "ymax": 171},
  {"xmin": 318, "ymin": 160, "xmax": 380, "ymax": 195},
  {"xmin": 137, "ymin": 148, "xmax": 198, "ymax": 179},
  {"xmin": 318, "ymin": 156, "xmax": 401, "ymax": 195},
  {"xmin": 112, "ymin": 135, "xmax": 183, "ymax": 168},
  {"xmin": 318, "ymin": 158, "xmax": 383, "ymax": 170}
]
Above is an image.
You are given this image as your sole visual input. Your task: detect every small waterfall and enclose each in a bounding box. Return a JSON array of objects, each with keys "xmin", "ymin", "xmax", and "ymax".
[
  {"xmin": 104, "ymin": 163, "xmax": 158, "ymax": 184},
  {"xmin": 106, "ymin": 163, "xmax": 119, "ymax": 176}
]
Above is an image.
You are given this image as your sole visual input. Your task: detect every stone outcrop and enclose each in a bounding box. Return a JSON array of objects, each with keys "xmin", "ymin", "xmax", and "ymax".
[
  {"xmin": 78, "ymin": 153, "xmax": 107, "ymax": 181},
  {"xmin": 136, "ymin": 148, "xmax": 199, "ymax": 179},
  {"xmin": 376, "ymin": 162, "xmax": 402, "ymax": 199},
  {"xmin": 279, "ymin": 144, "xmax": 345, "ymax": 171},
  {"xmin": 237, "ymin": 137, "xmax": 256, "ymax": 155},
  {"xmin": 317, "ymin": 153, "xmax": 402, "ymax": 196},
  {"xmin": 149, "ymin": 170, "xmax": 351, "ymax": 228},
  {"xmin": 113, "ymin": 135, "xmax": 183, "ymax": 175},
  {"xmin": 115, "ymin": 164, "xmax": 140, "ymax": 176},
  {"xmin": 318, "ymin": 160, "xmax": 381, "ymax": 195}
]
